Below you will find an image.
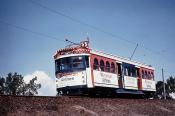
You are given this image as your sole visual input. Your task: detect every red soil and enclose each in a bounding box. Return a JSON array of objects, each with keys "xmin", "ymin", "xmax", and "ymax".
[{"xmin": 0, "ymin": 95, "xmax": 175, "ymax": 116}]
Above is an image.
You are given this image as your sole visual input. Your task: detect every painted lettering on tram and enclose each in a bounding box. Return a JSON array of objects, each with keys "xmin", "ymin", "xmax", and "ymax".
[
  {"xmin": 57, "ymin": 72, "xmax": 77, "ymax": 78},
  {"xmin": 145, "ymin": 80, "xmax": 153, "ymax": 88},
  {"xmin": 61, "ymin": 77, "xmax": 74, "ymax": 81},
  {"xmin": 100, "ymin": 72, "xmax": 112, "ymax": 78},
  {"xmin": 102, "ymin": 78, "xmax": 111, "ymax": 83}
]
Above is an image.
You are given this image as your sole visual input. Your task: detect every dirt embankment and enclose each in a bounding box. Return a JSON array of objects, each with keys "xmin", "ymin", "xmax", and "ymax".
[{"xmin": 0, "ymin": 95, "xmax": 175, "ymax": 116}]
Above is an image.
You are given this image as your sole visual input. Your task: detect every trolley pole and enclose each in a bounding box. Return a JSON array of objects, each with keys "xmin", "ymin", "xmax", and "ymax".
[{"xmin": 162, "ymin": 68, "xmax": 166, "ymax": 100}]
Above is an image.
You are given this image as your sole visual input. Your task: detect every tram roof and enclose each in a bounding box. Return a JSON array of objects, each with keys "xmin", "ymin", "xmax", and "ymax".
[
  {"xmin": 90, "ymin": 49, "xmax": 154, "ymax": 70},
  {"xmin": 54, "ymin": 38, "xmax": 155, "ymax": 71},
  {"xmin": 54, "ymin": 47, "xmax": 154, "ymax": 70}
]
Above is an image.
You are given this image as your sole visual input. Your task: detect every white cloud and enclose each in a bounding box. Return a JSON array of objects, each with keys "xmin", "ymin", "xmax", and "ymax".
[{"xmin": 24, "ymin": 71, "xmax": 56, "ymax": 96}]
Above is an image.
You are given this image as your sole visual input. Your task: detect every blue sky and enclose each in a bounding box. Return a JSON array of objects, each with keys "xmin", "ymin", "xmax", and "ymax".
[{"xmin": 0, "ymin": 0, "xmax": 175, "ymax": 95}]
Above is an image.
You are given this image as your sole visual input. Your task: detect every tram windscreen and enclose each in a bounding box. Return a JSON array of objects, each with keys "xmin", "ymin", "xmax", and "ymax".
[{"xmin": 55, "ymin": 56, "xmax": 89, "ymax": 73}]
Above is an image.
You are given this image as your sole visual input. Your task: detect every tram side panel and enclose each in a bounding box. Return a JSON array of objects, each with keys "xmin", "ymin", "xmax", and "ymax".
[
  {"xmin": 122, "ymin": 63, "xmax": 138, "ymax": 90},
  {"xmin": 140, "ymin": 67, "xmax": 156, "ymax": 92},
  {"xmin": 90, "ymin": 54, "xmax": 119, "ymax": 89},
  {"xmin": 93, "ymin": 70, "xmax": 119, "ymax": 88}
]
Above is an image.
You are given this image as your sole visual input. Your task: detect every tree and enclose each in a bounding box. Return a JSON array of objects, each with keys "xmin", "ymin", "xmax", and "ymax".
[
  {"xmin": 156, "ymin": 81, "xmax": 169, "ymax": 99},
  {"xmin": 0, "ymin": 72, "xmax": 41, "ymax": 96},
  {"xmin": 5, "ymin": 73, "xmax": 24, "ymax": 95},
  {"xmin": 156, "ymin": 76, "xmax": 175, "ymax": 99},
  {"xmin": 0, "ymin": 77, "xmax": 5, "ymax": 94},
  {"xmin": 156, "ymin": 81, "xmax": 163, "ymax": 98},
  {"xmin": 24, "ymin": 77, "xmax": 41, "ymax": 96},
  {"xmin": 166, "ymin": 76, "xmax": 175, "ymax": 93}
]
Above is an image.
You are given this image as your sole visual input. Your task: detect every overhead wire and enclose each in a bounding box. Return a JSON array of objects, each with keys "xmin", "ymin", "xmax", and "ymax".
[
  {"xmin": 28, "ymin": 0, "xmax": 136, "ymax": 45},
  {"xmin": 0, "ymin": 1, "xmax": 172, "ymax": 81},
  {"xmin": 0, "ymin": 0, "xmax": 169, "ymax": 63},
  {"xmin": 0, "ymin": 19, "xmax": 65, "ymax": 42},
  {"xmin": 27, "ymin": 0, "xmax": 167, "ymax": 59}
]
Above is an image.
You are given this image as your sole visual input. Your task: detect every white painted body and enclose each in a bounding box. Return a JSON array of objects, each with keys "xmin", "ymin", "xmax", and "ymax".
[
  {"xmin": 55, "ymin": 48, "xmax": 156, "ymax": 94},
  {"xmin": 56, "ymin": 71, "xmax": 87, "ymax": 88},
  {"xmin": 86, "ymin": 68, "xmax": 93, "ymax": 88},
  {"xmin": 142, "ymin": 79, "xmax": 156, "ymax": 91},
  {"xmin": 123, "ymin": 76, "xmax": 138, "ymax": 90}
]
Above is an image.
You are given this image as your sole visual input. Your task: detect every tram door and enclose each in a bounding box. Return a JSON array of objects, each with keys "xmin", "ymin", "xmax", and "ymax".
[{"xmin": 117, "ymin": 63, "xmax": 123, "ymax": 88}]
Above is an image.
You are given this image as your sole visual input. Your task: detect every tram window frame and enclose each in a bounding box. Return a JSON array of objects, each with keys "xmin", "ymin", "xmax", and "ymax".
[
  {"xmin": 72, "ymin": 56, "xmax": 84, "ymax": 69},
  {"xmin": 93, "ymin": 58, "xmax": 99, "ymax": 70},
  {"xmin": 151, "ymin": 72, "xmax": 154, "ymax": 80},
  {"xmin": 131, "ymin": 68, "xmax": 134, "ymax": 77},
  {"xmin": 60, "ymin": 57, "xmax": 71, "ymax": 71},
  {"xmin": 106, "ymin": 61, "xmax": 110, "ymax": 72},
  {"xmin": 100, "ymin": 60, "xmax": 105, "ymax": 71},
  {"xmin": 148, "ymin": 71, "xmax": 151, "ymax": 79},
  {"xmin": 111, "ymin": 62, "xmax": 115, "ymax": 73},
  {"xmin": 145, "ymin": 71, "xmax": 148, "ymax": 79},
  {"xmin": 136, "ymin": 69, "xmax": 138, "ymax": 77},
  {"xmin": 125, "ymin": 67, "xmax": 134, "ymax": 77},
  {"xmin": 133, "ymin": 68, "xmax": 136, "ymax": 77},
  {"xmin": 142, "ymin": 70, "xmax": 144, "ymax": 79},
  {"xmin": 124, "ymin": 67, "xmax": 128, "ymax": 76},
  {"xmin": 85, "ymin": 56, "xmax": 89, "ymax": 68},
  {"xmin": 128, "ymin": 67, "xmax": 131, "ymax": 76}
]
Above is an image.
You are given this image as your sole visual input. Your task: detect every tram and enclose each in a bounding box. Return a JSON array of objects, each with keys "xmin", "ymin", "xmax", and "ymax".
[{"xmin": 54, "ymin": 40, "xmax": 156, "ymax": 97}]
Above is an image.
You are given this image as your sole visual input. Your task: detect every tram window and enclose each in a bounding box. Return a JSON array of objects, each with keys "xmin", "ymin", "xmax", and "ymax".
[
  {"xmin": 61, "ymin": 57, "xmax": 71, "ymax": 70},
  {"xmin": 72, "ymin": 56, "xmax": 84, "ymax": 69},
  {"xmin": 128, "ymin": 68, "xmax": 131, "ymax": 76},
  {"xmin": 100, "ymin": 60, "xmax": 105, "ymax": 71},
  {"xmin": 142, "ymin": 70, "xmax": 144, "ymax": 78},
  {"xmin": 111, "ymin": 62, "xmax": 115, "ymax": 73},
  {"xmin": 55, "ymin": 56, "xmax": 90, "ymax": 73},
  {"xmin": 106, "ymin": 61, "xmax": 110, "ymax": 72},
  {"xmin": 145, "ymin": 71, "xmax": 148, "ymax": 79},
  {"xmin": 124, "ymin": 67, "xmax": 128, "ymax": 76},
  {"xmin": 148, "ymin": 72, "xmax": 151, "ymax": 79},
  {"xmin": 117, "ymin": 63, "xmax": 121, "ymax": 76},
  {"xmin": 85, "ymin": 56, "xmax": 89, "ymax": 67},
  {"xmin": 55, "ymin": 60, "xmax": 59, "ymax": 72},
  {"xmin": 131, "ymin": 68, "xmax": 136, "ymax": 77},
  {"xmin": 135, "ymin": 69, "xmax": 138, "ymax": 77},
  {"xmin": 93, "ymin": 58, "xmax": 99, "ymax": 70},
  {"xmin": 133, "ymin": 68, "xmax": 136, "ymax": 77},
  {"xmin": 151, "ymin": 72, "xmax": 154, "ymax": 80},
  {"xmin": 56, "ymin": 57, "xmax": 71, "ymax": 72}
]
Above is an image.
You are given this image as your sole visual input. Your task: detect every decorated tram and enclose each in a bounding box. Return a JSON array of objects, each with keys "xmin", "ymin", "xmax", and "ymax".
[{"xmin": 54, "ymin": 40, "xmax": 156, "ymax": 97}]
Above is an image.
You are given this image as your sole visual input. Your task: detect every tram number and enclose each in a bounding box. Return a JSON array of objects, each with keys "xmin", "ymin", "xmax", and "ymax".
[{"xmin": 80, "ymin": 41, "xmax": 89, "ymax": 48}]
